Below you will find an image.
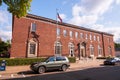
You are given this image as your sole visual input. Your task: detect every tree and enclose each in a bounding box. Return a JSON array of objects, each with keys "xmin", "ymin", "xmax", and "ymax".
[
  {"xmin": 0, "ymin": 40, "xmax": 11, "ymax": 58},
  {"xmin": 115, "ymin": 43, "xmax": 120, "ymax": 48},
  {"xmin": 0, "ymin": 0, "xmax": 32, "ymax": 18}
]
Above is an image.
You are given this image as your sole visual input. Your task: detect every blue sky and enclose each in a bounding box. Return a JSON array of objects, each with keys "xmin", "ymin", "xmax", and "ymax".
[{"xmin": 0, "ymin": 0, "xmax": 120, "ymax": 42}]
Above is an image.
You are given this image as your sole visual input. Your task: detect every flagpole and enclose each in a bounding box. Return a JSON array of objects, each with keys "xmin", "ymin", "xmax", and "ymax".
[
  {"xmin": 56, "ymin": 9, "xmax": 59, "ymax": 26},
  {"xmin": 56, "ymin": 9, "xmax": 59, "ymax": 39}
]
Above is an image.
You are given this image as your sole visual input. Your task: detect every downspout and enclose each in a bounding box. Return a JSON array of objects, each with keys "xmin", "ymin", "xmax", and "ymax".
[{"xmin": 102, "ymin": 33, "xmax": 105, "ymax": 57}]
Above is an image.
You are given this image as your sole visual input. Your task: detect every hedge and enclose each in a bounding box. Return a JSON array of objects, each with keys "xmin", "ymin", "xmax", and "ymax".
[
  {"xmin": 0, "ymin": 57, "xmax": 76, "ymax": 66},
  {"xmin": 0, "ymin": 58, "xmax": 46, "ymax": 66},
  {"xmin": 68, "ymin": 57, "xmax": 76, "ymax": 63},
  {"xmin": 96, "ymin": 56, "xmax": 114, "ymax": 59}
]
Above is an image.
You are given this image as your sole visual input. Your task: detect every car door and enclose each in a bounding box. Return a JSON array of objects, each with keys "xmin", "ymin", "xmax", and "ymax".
[{"xmin": 45, "ymin": 57, "xmax": 57, "ymax": 70}]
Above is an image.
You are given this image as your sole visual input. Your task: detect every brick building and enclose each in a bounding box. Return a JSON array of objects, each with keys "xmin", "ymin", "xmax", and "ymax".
[{"xmin": 11, "ymin": 14, "xmax": 115, "ymax": 58}]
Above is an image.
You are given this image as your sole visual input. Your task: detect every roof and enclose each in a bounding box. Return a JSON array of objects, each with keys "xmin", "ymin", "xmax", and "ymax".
[{"xmin": 26, "ymin": 13, "xmax": 113, "ymax": 36}]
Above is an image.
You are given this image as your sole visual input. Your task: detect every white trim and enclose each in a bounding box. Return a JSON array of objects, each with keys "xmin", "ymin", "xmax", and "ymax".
[{"xmin": 27, "ymin": 39, "xmax": 38, "ymax": 57}]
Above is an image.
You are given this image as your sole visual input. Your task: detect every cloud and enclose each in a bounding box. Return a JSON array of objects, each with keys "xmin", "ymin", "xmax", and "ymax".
[
  {"xmin": 69, "ymin": 0, "xmax": 114, "ymax": 25},
  {"xmin": 0, "ymin": 10, "xmax": 10, "ymax": 25},
  {"xmin": 90, "ymin": 24, "xmax": 120, "ymax": 43},
  {"xmin": 80, "ymin": 0, "xmax": 114, "ymax": 15},
  {"xmin": 0, "ymin": 10, "xmax": 12, "ymax": 41},
  {"xmin": 116, "ymin": 0, "xmax": 120, "ymax": 4},
  {"xmin": 68, "ymin": 0, "xmax": 120, "ymax": 42},
  {"xmin": 0, "ymin": 29, "xmax": 12, "ymax": 41}
]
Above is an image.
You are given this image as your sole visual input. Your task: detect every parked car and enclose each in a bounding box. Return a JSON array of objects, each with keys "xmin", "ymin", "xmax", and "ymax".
[
  {"xmin": 104, "ymin": 57, "xmax": 120, "ymax": 65},
  {"xmin": 30, "ymin": 56, "xmax": 70, "ymax": 74}
]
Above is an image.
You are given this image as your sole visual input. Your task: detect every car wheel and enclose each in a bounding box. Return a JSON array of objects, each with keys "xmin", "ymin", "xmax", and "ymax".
[
  {"xmin": 38, "ymin": 66, "xmax": 45, "ymax": 74},
  {"xmin": 62, "ymin": 65, "xmax": 67, "ymax": 71}
]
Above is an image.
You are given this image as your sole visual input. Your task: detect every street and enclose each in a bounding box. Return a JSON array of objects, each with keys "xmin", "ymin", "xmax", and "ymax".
[{"xmin": 7, "ymin": 65, "xmax": 120, "ymax": 80}]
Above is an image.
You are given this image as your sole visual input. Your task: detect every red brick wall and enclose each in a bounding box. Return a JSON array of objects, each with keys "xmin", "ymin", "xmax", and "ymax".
[{"xmin": 11, "ymin": 16, "xmax": 115, "ymax": 58}]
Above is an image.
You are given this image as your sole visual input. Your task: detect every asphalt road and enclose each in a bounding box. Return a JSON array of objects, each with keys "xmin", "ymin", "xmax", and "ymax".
[{"xmin": 6, "ymin": 66, "xmax": 120, "ymax": 80}]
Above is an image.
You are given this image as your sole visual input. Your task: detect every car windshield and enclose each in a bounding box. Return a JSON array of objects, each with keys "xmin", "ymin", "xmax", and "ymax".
[{"xmin": 45, "ymin": 57, "xmax": 55, "ymax": 62}]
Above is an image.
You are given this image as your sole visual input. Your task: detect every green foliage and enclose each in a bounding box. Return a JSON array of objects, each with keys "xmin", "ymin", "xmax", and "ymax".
[
  {"xmin": 0, "ymin": 40, "xmax": 10, "ymax": 54},
  {"xmin": 114, "ymin": 42, "xmax": 120, "ymax": 48},
  {"xmin": 0, "ymin": 0, "xmax": 2, "ymax": 6},
  {"xmin": 96, "ymin": 57, "xmax": 107, "ymax": 59},
  {"xmin": 1, "ymin": 0, "xmax": 32, "ymax": 18},
  {"xmin": 0, "ymin": 58, "xmax": 46, "ymax": 66},
  {"xmin": 68, "ymin": 57, "xmax": 76, "ymax": 63}
]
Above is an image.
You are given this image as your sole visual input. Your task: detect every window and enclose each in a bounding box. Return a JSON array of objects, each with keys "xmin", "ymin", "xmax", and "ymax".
[
  {"xmin": 55, "ymin": 41, "xmax": 62, "ymax": 56},
  {"xmin": 97, "ymin": 36, "xmax": 100, "ymax": 41},
  {"xmin": 90, "ymin": 34, "xmax": 92, "ymax": 40},
  {"xmin": 108, "ymin": 38, "xmax": 110, "ymax": 43},
  {"xmin": 98, "ymin": 45, "xmax": 102, "ymax": 56},
  {"xmin": 30, "ymin": 43, "xmax": 36, "ymax": 54},
  {"xmin": 63, "ymin": 30, "xmax": 67, "ymax": 37},
  {"xmin": 80, "ymin": 33, "xmax": 83, "ymax": 39},
  {"xmin": 85, "ymin": 34, "xmax": 88, "ymax": 39},
  {"xmin": 75, "ymin": 32, "xmax": 78, "ymax": 39},
  {"xmin": 90, "ymin": 45, "xmax": 94, "ymax": 55},
  {"xmin": 108, "ymin": 46, "xmax": 112, "ymax": 55},
  {"xmin": 94, "ymin": 35, "xmax": 96, "ymax": 41},
  {"xmin": 69, "ymin": 31, "xmax": 73, "ymax": 38},
  {"xmin": 57, "ymin": 28, "xmax": 60, "ymax": 36},
  {"xmin": 68, "ymin": 42, "xmax": 74, "ymax": 57},
  {"xmin": 31, "ymin": 23, "xmax": 36, "ymax": 32},
  {"xmin": 28, "ymin": 39, "xmax": 38, "ymax": 57}
]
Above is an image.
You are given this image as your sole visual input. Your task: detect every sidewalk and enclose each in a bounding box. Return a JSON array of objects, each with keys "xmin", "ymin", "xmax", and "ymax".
[{"xmin": 0, "ymin": 59, "xmax": 104, "ymax": 75}]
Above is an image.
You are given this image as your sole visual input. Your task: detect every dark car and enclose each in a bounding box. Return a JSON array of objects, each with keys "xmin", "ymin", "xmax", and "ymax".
[
  {"xmin": 104, "ymin": 57, "xmax": 120, "ymax": 65},
  {"xmin": 30, "ymin": 56, "xmax": 70, "ymax": 74}
]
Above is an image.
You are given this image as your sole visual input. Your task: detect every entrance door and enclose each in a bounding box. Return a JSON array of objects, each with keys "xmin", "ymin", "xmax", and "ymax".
[
  {"xmin": 80, "ymin": 42, "xmax": 86, "ymax": 58},
  {"xmin": 81, "ymin": 48, "xmax": 85, "ymax": 57}
]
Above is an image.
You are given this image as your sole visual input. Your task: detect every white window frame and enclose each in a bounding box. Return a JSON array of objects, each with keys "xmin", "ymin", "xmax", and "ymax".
[
  {"xmin": 54, "ymin": 41, "xmax": 62, "ymax": 56},
  {"xmin": 28, "ymin": 39, "xmax": 38, "ymax": 57},
  {"xmin": 31, "ymin": 23, "xmax": 36, "ymax": 32},
  {"xmin": 80, "ymin": 33, "xmax": 83, "ymax": 39},
  {"xmin": 57, "ymin": 28, "xmax": 60, "ymax": 37},
  {"xmin": 75, "ymin": 32, "xmax": 78, "ymax": 39},
  {"xmin": 69, "ymin": 31, "xmax": 73, "ymax": 38},
  {"xmin": 98, "ymin": 45, "xmax": 102, "ymax": 57},
  {"xmin": 90, "ymin": 44, "xmax": 94, "ymax": 56},
  {"xmin": 90, "ymin": 34, "xmax": 92, "ymax": 40},
  {"xmin": 63, "ymin": 30, "xmax": 67, "ymax": 37},
  {"xmin": 68, "ymin": 42, "xmax": 74, "ymax": 57}
]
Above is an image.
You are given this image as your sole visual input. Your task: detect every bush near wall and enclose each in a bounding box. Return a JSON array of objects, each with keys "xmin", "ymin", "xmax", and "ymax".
[
  {"xmin": 96, "ymin": 56, "xmax": 114, "ymax": 59},
  {"xmin": 68, "ymin": 57, "xmax": 76, "ymax": 63},
  {"xmin": 0, "ymin": 58, "xmax": 46, "ymax": 66},
  {"xmin": 0, "ymin": 57, "xmax": 76, "ymax": 66}
]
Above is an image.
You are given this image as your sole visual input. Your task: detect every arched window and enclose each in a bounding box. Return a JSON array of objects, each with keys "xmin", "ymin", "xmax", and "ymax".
[
  {"xmin": 28, "ymin": 39, "xmax": 38, "ymax": 57},
  {"xmin": 68, "ymin": 42, "xmax": 74, "ymax": 57},
  {"xmin": 54, "ymin": 41, "xmax": 62, "ymax": 56},
  {"xmin": 90, "ymin": 44, "xmax": 94, "ymax": 56},
  {"xmin": 98, "ymin": 45, "xmax": 102, "ymax": 56}
]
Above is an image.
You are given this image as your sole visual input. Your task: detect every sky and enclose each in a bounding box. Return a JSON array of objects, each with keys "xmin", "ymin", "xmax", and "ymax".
[{"xmin": 0, "ymin": 0, "xmax": 120, "ymax": 43}]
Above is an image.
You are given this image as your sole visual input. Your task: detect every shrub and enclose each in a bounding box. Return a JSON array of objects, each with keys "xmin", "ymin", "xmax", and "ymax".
[
  {"xmin": 0, "ymin": 58, "xmax": 46, "ymax": 66},
  {"xmin": 68, "ymin": 57, "xmax": 76, "ymax": 63},
  {"xmin": 96, "ymin": 56, "xmax": 107, "ymax": 59}
]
